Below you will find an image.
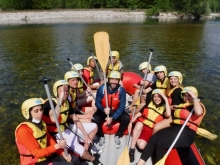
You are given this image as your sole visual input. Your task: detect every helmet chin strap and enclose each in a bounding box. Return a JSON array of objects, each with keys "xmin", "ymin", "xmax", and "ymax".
[{"xmin": 32, "ymin": 118, "xmax": 41, "ymax": 123}]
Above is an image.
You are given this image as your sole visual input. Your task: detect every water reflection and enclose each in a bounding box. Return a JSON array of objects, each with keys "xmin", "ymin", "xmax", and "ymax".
[{"xmin": 0, "ymin": 18, "xmax": 219, "ymax": 165}]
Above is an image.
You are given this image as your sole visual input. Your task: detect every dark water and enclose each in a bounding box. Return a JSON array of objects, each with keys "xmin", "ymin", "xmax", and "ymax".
[{"xmin": 0, "ymin": 18, "xmax": 220, "ymax": 165}]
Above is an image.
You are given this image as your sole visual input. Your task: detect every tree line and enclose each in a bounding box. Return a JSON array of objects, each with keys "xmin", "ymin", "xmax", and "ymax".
[{"xmin": 0, "ymin": 0, "xmax": 219, "ymax": 18}]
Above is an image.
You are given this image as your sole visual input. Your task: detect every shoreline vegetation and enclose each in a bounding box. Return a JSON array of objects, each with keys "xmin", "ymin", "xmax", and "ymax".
[{"xmin": 0, "ymin": 9, "xmax": 220, "ymax": 24}]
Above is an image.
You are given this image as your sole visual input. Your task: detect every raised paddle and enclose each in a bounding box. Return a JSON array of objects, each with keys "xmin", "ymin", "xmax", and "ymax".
[
  {"xmin": 39, "ymin": 77, "xmax": 69, "ymax": 158},
  {"xmin": 132, "ymin": 49, "xmax": 154, "ymax": 113},
  {"xmin": 67, "ymin": 58, "xmax": 96, "ymax": 99},
  {"xmin": 155, "ymin": 109, "xmax": 194, "ymax": 165},
  {"xmin": 139, "ymin": 49, "xmax": 154, "ymax": 96},
  {"xmin": 90, "ymin": 50, "xmax": 103, "ymax": 81},
  {"xmin": 94, "ymin": 31, "xmax": 110, "ymax": 121}
]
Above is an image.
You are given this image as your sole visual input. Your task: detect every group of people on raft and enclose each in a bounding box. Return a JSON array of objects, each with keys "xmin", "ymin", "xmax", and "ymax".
[{"xmin": 15, "ymin": 49, "xmax": 206, "ymax": 165}]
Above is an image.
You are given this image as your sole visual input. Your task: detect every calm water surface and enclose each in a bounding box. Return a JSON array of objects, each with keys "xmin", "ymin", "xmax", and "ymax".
[{"xmin": 0, "ymin": 18, "xmax": 220, "ymax": 165}]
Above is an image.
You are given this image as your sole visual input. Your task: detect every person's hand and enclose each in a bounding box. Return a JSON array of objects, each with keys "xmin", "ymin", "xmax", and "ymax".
[
  {"xmin": 133, "ymin": 84, "xmax": 138, "ymax": 88},
  {"xmin": 106, "ymin": 117, "xmax": 113, "ymax": 125},
  {"xmin": 85, "ymin": 112, "xmax": 93, "ymax": 120},
  {"xmin": 158, "ymin": 91, "xmax": 166, "ymax": 99},
  {"xmin": 104, "ymin": 107, "xmax": 110, "ymax": 115},
  {"xmin": 86, "ymin": 88, "xmax": 92, "ymax": 95},
  {"xmin": 84, "ymin": 135, "xmax": 92, "ymax": 145},
  {"xmin": 58, "ymin": 84, "xmax": 68, "ymax": 101},
  {"xmin": 55, "ymin": 139, "xmax": 66, "ymax": 149},
  {"xmin": 140, "ymin": 80, "xmax": 144, "ymax": 85},
  {"xmin": 100, "ymin": 81, "xmax": 104, "ymax": 85},
  {"xmin": 128, "ymin": 122, "xmax": 132, "ymax": 133},
  {"xmin": 187, "ymin": 89, "xmax": 198, "ymax": 99},
  {"xmin": 62, "ymin": 152, "xmax": 72, "ymax": 162}
]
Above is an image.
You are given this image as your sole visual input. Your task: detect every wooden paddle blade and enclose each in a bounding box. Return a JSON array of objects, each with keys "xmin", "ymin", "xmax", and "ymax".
[
  {"xmin": 117, "ymin": 146, "xmax": 130, "ymax": 165},
  {"xmin": 197, "ymin": 128, "xmax": 218, "ymax": 140},
  {"xmin": 94, "ymin": 31, "xmax": 110, "ymax": 72},
  {"xmin": 155, "ymin": 155, "xmax": 167, "ymax": 165}
]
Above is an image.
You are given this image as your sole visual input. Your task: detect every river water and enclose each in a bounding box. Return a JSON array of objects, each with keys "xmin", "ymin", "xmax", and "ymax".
[{"xmin": 0, "ymin": 18, "xmax": 220, "ymax": 165}]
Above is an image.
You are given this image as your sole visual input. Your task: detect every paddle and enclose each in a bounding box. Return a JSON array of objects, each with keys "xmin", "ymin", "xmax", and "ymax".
[
  {"xmin": 197, "ymin": 127, "xmax": 217, "ymax": 140},
  {"xmin": 155, "ymin": 109, "xmax": 194, "ymax": 165},
  {"xmin": 117, "ymin": 107, "xmax": 136, "ymax": 165},
  {"xmin": 67, "ymin": 58, "xmax": 96, "ymax": 99},
  {"xmin": 90, "ymin": 50, "xmax": 103, "ymax": 81},
  {"xmin": 109, "ymin": 42, "xmax": 114, "ymax": 71},
  {"xmin": 39, "ymin": 77, "xmax": 69, "ymax": 157},
  {"xmin": 117, "ymin": 49, "xmax": 154, "ymax": 165},
  {"xmin": 132, "ymin": 49, "xmax": 154, "ymax": 113},
  {"xmin": 94, "ymin": 31, "xmax": 110, "ymax": 121},
  {"xmin": 139, "ymin": 49, "xmax": 154, "ymax": 96}
]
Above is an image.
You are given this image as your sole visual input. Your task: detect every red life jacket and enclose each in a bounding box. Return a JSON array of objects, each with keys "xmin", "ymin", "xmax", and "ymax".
[
  {"xmin": 42, "ymin": 99, "xmax": 69, "ymax": 133},
  {"xmin": 138, "ymin": 102, "xmax": 165, "ymax": 128},
  {"xmin": 15, "ymin": 122, "xmax": 47, "ymax": 165},
  {"xmin": 83, "ymin": 67, "xmax": 94, "ymax": 85},
  {"xmin": 101, "ymin": 87, "xmax": 120, "ymax": 111},
  {"xmin": 173, "ymin": 102, "xmax": 206, "ymax": 132}
]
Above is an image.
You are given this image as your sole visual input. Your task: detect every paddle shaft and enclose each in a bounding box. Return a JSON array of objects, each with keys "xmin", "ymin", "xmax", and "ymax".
[
  {"xmin": 164, "ymin": 109, "xmax": 194, "ymax": 157},
  {"xmin": 67, "ymin": 58, "xmax": 96, "ymax": 99},
  {"xmin": 40, "ymin": 79, "xmax": 68, "ymax": 157},
  {"xmin": 90, "ymin": 50, "xmax": 103, "ymax": 81},
  {"xmin": 109, "ymin": 42, "xmax": 114, "ymax": 71},
  {"xmin": 139, "ymin": 49, "xmax": 153, "ymax": 95},
  {"xmin": 103, "ymin": 73, "xmax": 110, "ymax": 118}
]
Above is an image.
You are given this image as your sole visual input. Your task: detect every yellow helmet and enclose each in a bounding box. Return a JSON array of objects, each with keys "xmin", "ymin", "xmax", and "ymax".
[
  {"xmin": 72, "ymin": 63, "xmax": 83, "ymax": 71},
  {"xmin": 87, "ymin": 56, "xmax": 97, "ymax": 65},
  {"xmin": 53, "ymin": 80, "xmax": 69, "ymax": 97},
  {"xmin": 111, "ymin": 51, "xmax": 119, "ymax": 60},
  {"xmin": 154, "ymin": 65, "xmax": 167, "ymax": 76},
  {"xmin": 108, "ymin": 71, "xmax": 121, "ymax": 79},
  {"xmin": 181, "ymin": 86, "xmax": 198, "ymax": 97},
  {"xmin": 21, "ymin": 98, "xmax": 44, "ymax": 119},
  {"xmin": 139, "ymin": 62, "xmax": 152, "ymax": 71},
  {"xmin": 168, "ymin": 71, "xmax": 183, "ymax": 84},
  {"xmin": 152, "ymin": 89, "xmax": 163, "ymax": 95},
  {"xmin": 64, "ymin": 71, "xmax": 79, "ymax": 82}
]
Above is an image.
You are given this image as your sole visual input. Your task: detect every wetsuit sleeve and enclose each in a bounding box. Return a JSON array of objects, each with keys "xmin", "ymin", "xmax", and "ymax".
[
  {"xmin": 112, "ymin": 87, "xmax": 126, "ymax": 120},
  {"xmin": 16, "ymin": 125, "xmax": 57, "ymax": 158},
  {"xmin": 95, "ymin": 85, "xmax": 105, "ymax": 112},
  {"xmin": 43, "ymin": 100, "xmax": 56, "ymax": 117},
  {"xmin": 171, "ymin": 88, "xmax": 182, "ymax": 105}
]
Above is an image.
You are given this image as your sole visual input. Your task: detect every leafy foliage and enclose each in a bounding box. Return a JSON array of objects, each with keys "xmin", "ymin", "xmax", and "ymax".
[{"xmin": 0, "ymin": 0, "xmax": 219, "ymax": 16}]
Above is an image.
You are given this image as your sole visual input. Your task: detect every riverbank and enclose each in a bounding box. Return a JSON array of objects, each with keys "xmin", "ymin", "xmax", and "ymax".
[
  {"xmin": 0, "ymin": 9, "xmax": 219, "ymax": 25},
  {"xmin": 0, "ymin": 9, "xmax": 147, "ymax": 24}
]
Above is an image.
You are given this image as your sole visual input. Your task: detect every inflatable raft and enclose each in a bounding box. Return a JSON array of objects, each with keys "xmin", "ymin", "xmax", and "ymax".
[{"xmin": 87, "ymin": 72, "xmax": 206, "ymax": 165}]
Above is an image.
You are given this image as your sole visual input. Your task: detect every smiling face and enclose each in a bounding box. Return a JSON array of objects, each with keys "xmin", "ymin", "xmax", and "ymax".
[
  {"xmin": 30, "ymin": 105, "xmax": 43, "ymax": 121},
  {"xmin": 169, "ymin": 76, "xmax": 179, "ymax": 87},
  {"xmin": 155, "ymin": 71, "xmax": 165, "ymax": 80},
  {"xmin": 89, "ymin": 59, "xmax": 96, "ymax": 68},
  {"xmin": 152, "ymin": 93, "xmax": 162, "ymax": 105},
  {"xmin": 111, "ymin": 56, "xmax": 117, "ymax": 64},
  {"xmin": 109, "ymin": 78, "xmax": 120, "ymax": 89},
  {"xmin": 68, "ymin": 78, "xmax": 79, "ymax": 88},
  {"xmin": 182, "ymin": 93, "xmax": 193, "ymax": 103}
]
